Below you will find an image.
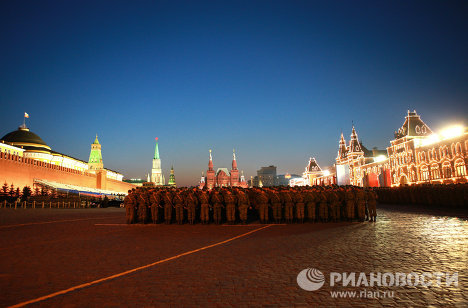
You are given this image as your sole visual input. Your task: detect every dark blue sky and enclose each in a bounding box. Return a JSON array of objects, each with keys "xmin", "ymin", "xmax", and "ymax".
[{"xmin": 1, "ymin": 0, "xmax": 467, "ymax": 186}]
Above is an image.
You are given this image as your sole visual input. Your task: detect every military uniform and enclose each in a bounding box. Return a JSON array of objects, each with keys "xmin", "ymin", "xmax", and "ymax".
[
  {"xmin": 224, "ymin": 191, "xmax": 237, "ymax": 224},
  {"xmin": 137, "ymin": 190, "xmax": 150, "ymax": 223},
  {"xmin": 328, "ymin": 190, "xmax": 340, "ymax": 222},
  {"xmin": 124, "ymin": 191, "xmax": 137, "ymax": 224},
  {"xmin": 185, "ymin": 191, "xmax": 198, "ymax": 224},
  {"xmin": 237, "ymin": 190, "xmax": 250, "ymax": 224},
  {"xmin": 345, "ymin": 188, "xmax": 355, "ymax": 221},
  {"xmin": 150, "ymin": 190, "xmax": 161, "ymax": 223},
  {"xmin": 317, "ymin": 190, "xmax": 328, "ymax": 222},
  {"xmin": 199, "ymin": 191, "xmax": 210, "ymax": 224},
  {"xmin": 174, "ymin": 192, "xmax": 185, "ymax": 224},
  {"xmin": 281, "ymin": 190, "xmax": 294, "ymax": 223},
  {"xmin": 367, "ymin": 189, "xmax": 378, "ymax": 222},
  {"xmin": 256, "ymin": 189, "xmax": 269, "ymax": 223},
  {"xmin": 211, "ymin": 190, "xmax": 224, "ymax": 224},
  {"xmin": 269, "ymin": 190, "xmax": 282, "ymax": 223},
  {"xmin": 355, "ymin": 188, "xmax": 366, "ymax": 222},
  {"xmin": 293, "ymin": 190, "xmax": 305, "ymax": 223},
  {"xmin": 163, "ymin": 192, "xmax": 173, "ymax": 224},
  {"xmin": 304, "ymin": 190, "xmax": 316, "ymax": 222}
]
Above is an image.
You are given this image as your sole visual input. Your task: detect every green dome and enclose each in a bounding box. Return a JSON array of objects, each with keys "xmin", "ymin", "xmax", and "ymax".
[{"xmin": 1, "ymin": 126, "xmax": 51, "ymax": 151}]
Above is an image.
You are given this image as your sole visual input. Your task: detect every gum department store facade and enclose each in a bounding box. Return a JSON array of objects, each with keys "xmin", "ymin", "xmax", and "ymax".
[{"xmin": 304, "ymin": 110, "xmax": 467, "ymax": 187}]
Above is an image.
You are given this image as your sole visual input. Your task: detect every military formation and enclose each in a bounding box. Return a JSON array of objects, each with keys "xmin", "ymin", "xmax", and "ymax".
[
  {"xmin": 376, "ymin": 183, "xmax": 467, "ymax": 209},
  {"xmin": 124, "ymin": 186, "xmax": 378, "ymax": 224}
]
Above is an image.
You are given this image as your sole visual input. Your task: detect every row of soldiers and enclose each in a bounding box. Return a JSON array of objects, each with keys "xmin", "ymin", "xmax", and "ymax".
[
  {"xmin": 124, "ymin": 185, "xmax": 378, "ymax": 224},
  {"xmin": 376, "ymin": 183, "xmax": 467, "ymax": 208}
]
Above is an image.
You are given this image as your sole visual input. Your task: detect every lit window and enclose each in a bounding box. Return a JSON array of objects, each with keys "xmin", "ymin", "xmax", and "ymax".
[
  {"xmin": 421, "ymin": 166, "xmax": 429, "ymax": 181},
  {"xmin": 431, "ymin": 165, "xmax": 440, "ymax": 179},
  {"xmin": 454, "ymin": 160, "xmax": 466, "ymax": 176},
  {"xmin": 442, "ymin": 164, "xmax": 452, "ymax": 178}
]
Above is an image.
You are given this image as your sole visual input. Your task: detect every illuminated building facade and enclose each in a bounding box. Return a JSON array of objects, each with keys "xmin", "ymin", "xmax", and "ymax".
[
  {"xmin": 306, "ymin": 110, "xmax": 467, "ymax": 187},
  {"xmin": 302, "ymin": 157, "xmax": 335, "ymax": 186},
  {"xmin": 199, "ymin": 149, "xmax": 247, "ymax": 189},
  {"xmin": 335, "ymin": 126, "xmax": 390, "ymax": 187},
  {"xmin": 1, "ymin": 125, "xmax": 123, "ymax": 179},
  {"xmin": 0, "ymin": 124, "xmax": 131, "ymax": 193},
  {"xmin": 0, "ymin": 141, "xmax": 24, "ymax": 157},
  {"xmin": 387, "ymin": 111, "xmax": 467, "ymax": 186}
]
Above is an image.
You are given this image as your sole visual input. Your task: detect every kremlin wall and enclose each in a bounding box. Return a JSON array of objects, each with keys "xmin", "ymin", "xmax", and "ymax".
[{"xmin": 0, "ymin": 124, "xmax": 134, "ymax": 195}]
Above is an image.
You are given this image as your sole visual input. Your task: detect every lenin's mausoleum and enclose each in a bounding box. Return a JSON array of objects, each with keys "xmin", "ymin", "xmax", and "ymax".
[{"xmin": 0, "ymin": 124, "xmax": 134, "ymax": 195}]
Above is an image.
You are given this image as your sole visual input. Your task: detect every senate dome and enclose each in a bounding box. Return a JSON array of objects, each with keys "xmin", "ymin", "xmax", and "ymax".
[{"xmin": 1, "ymin": 126, "xmax": 51, "ymax": 152}]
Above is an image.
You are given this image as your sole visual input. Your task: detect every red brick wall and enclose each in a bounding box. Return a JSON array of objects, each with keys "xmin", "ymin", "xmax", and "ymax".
[{"xmin": 0, "ymin": 152, "xmax": 134, "ymax": 193}]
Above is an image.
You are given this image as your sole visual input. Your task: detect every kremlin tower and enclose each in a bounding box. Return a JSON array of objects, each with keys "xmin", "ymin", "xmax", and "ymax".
[
  {"xmin": 168, "ymin": 165, "xmax": 176, "ymax": 187},
  {"xmin": 150, "ymin": 138, "xmax": 165, "ymax": 186},
  {"xmin": 88, "ymin": 135, "xmax": 103, "ymax": 170}
]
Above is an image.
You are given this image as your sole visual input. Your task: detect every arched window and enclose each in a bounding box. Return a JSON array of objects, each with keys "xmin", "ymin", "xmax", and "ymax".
[
  {"xmin": 456, "ymin": 142, "xmax": 462, "ymax": 155},
  {"xmin": 442, "ymin": 162, "xmax": 452, "ymax": 178},
  {"xmin": 410, "ymin": 166, "xmax": 417, "ymax": 182},
  {"xmin": 420, "ymin": 165, "xmax": 429, "ymax": 181},
  {"xmin": 431, "ymin": 164, "xmax": 440, "ymax": 179},
  {"xmin": 454, "ymin": 159, "xmax": 466, "ymax": 177}
]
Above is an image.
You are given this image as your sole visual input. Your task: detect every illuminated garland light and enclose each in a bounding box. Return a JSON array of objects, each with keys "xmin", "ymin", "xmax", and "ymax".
[
  {"xmin": 440, "ymin": 125, "xmax": 464, "ymax": 140},
  {"xmin": 374, "ymin": 155, "xmax": 387, "ymax": 163}
]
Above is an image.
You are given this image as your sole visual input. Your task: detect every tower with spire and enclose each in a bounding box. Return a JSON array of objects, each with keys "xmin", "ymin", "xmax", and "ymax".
[
  {"xmin": 205, "ymin": 149, "xmax": 216, "ymax": 189},
  {"xmin": 347, "ymin": 125, "xmax": 364, "ymax": 160},
  {"xmin": 168, "ymin": 165, "xmax": 176, "ymax": 187},
  {"xmin": 230, "ymin": 149, "xmax": 239, "ymax": 186},
  {"xmin": 150, "ymin": 137, "xmax": 165, "ymax": 186},
  {"xmin": 337, "ymin": 132, "xmax": 348, "ymax": 161},
  {"xmin": 88, "ymin": 135, "xmax": 103, "ymax": 170}
]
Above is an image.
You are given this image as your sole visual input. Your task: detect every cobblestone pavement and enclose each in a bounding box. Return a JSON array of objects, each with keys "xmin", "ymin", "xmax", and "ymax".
[{"xmin": 0, "ymin": 206, "xmax": 466, "ymax": 307}]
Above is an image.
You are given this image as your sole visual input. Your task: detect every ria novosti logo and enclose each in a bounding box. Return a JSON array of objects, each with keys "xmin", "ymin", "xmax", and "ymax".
[
  {"xmin": 297, "ymin": 269, "xmax": 459, "ymax": 291},
  {"xmin": 296, "ymin": 268, "xmax": 325, "ymax": 291}
]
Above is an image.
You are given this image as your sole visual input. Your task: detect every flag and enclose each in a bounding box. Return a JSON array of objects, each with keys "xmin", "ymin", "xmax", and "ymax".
[{"xmin": 24, "ymin": 112, "xmax": 29, "ymax": 118}]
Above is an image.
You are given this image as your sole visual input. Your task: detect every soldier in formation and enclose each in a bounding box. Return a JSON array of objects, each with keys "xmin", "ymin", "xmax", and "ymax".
[
  {"xmin": 236, "ymin": 188, "xmax": 250, "ymax": 224},
  {"xmin": 123, "ymin": 184, "xmax": 388, "ymax": 224},
  {"xmin": 185, "ymin": 188, "xmax": 198, "ymax": 224},
  {"xmin": 377, "ymin": 183, "xmax": 467, "ymax": 209},
  {"xmin": 211, "ymin": 189, "xmax": 224, "ymax": 224},
  {"xmin": 199, "ymin": 189, "xmax": 210, "ymax": 224},
  {"xmin": 366, "ymin": 188, "xmax": 378, "ymax": 222}
]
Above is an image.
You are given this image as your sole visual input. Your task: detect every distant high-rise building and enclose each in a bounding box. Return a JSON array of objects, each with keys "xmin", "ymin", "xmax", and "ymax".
[
  {"xmin": 252, "ymin": 165, "xmax": 277, "ymax": 187},
  {"xmin": 150, "ymin": 138, "xmax": 165, "ymax": 186}
]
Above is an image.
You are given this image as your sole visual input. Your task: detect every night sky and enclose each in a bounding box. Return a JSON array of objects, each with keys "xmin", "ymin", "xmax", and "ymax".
[{"xmin": 1, "ymin": 0, "xmax": 467, "ymax": 186}]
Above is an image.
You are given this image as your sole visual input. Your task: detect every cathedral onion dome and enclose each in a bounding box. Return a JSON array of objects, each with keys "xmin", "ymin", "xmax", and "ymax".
[{"xmin": 1, "ymin": 125, "xmax": 51, "ymax": 152}]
